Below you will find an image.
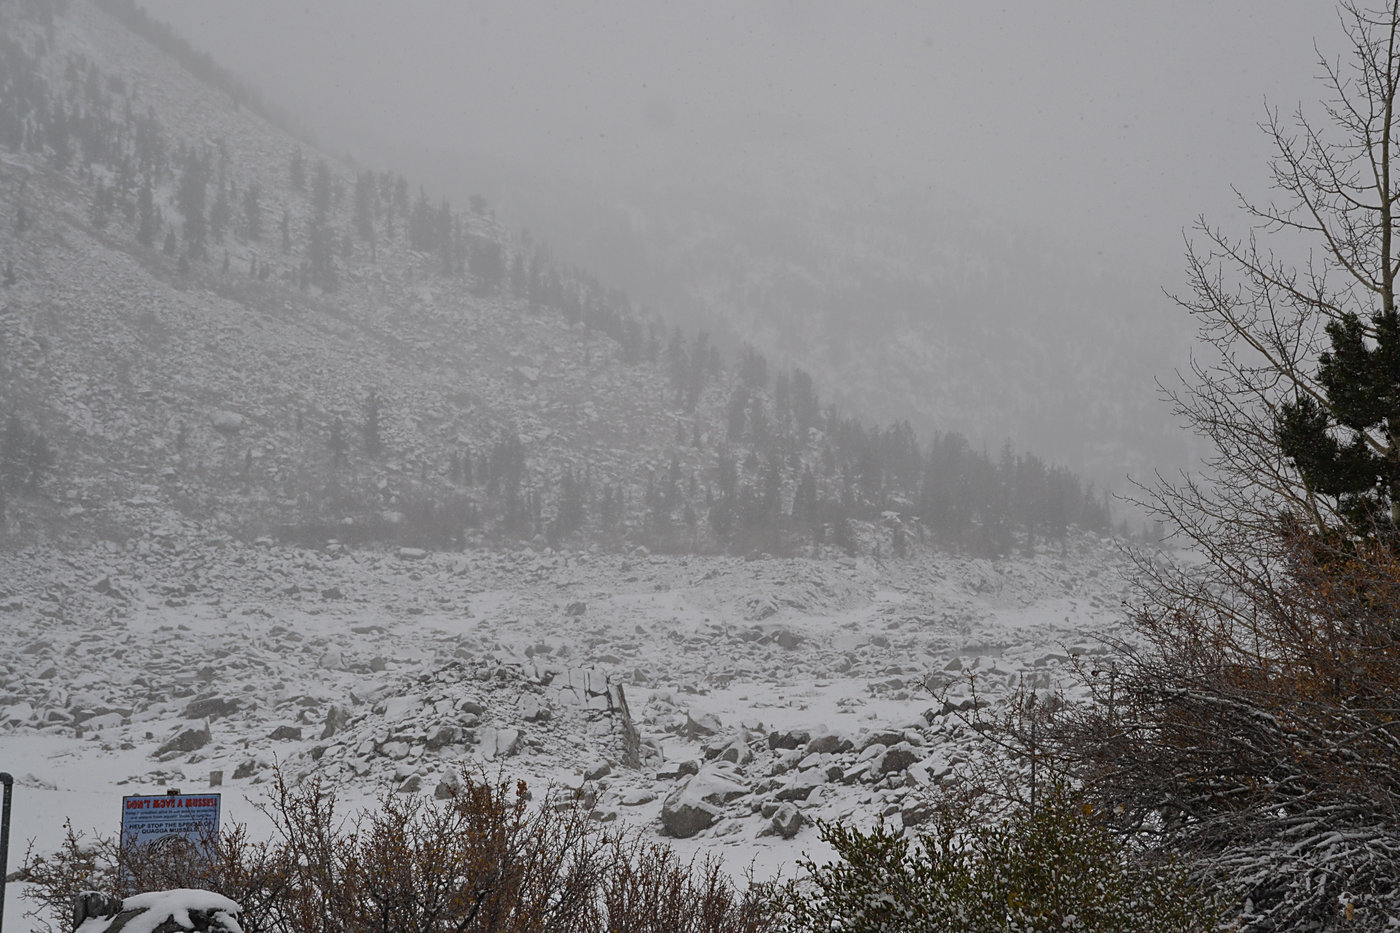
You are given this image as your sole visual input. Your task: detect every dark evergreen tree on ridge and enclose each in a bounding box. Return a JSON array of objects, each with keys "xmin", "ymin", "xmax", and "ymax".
[{"xmin": 1278, "ymin": 307, "xmax": 1400, "ymax": 537}]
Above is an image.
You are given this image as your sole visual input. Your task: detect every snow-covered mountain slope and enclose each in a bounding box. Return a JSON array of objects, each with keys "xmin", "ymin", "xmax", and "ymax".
[
  {"xmin": 0, "ymin": 0, "xmax": 1116, "ymax": 558},
  {"xmin": 0, "ymin": 0, "xmax": 721, "ymax": 546}
]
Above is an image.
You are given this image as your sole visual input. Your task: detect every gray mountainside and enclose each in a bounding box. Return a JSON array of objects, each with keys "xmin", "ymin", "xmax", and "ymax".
[{"xmin": 0, "ymin": 0, "xmax": 1110, "ymax": 556}]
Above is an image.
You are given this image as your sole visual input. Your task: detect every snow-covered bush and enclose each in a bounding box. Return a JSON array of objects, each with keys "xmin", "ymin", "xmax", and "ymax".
[
  {"xmin": 785, "ymin": 783, "xmax": 1222, "ymax": 933},
  {"xmin": 1044, "ymin": 526, "xmax": 1400, "ymax": 931}
]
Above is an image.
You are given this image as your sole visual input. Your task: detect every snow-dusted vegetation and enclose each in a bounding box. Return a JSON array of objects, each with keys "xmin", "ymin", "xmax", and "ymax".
[{"xmin": 5, "ymin": 0, "xmax": 1400, "ymax": 931}]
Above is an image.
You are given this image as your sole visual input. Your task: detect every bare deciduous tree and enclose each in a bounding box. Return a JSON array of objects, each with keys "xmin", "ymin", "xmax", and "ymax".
[{"xmin": 1036, "ymin": 4, "xmax": 1400, "ymax": 930}]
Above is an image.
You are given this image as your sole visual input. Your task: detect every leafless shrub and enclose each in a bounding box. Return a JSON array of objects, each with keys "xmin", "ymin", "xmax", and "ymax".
[{"xmin": 22, "ymin": 769, "xmax": 779, "ymax": 933}]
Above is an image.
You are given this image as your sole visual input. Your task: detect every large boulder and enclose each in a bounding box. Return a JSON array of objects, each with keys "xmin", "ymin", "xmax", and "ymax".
[
  {"xmin": 878, "ymin": 743, "xmax": 922, "ymax": 776},
  {"xmin": 804, "ymin": 732, "xmax": 853, "ymax": 756},
  {"xmin": 519, "ymin": 695, "xmax": 551, "ymax": 722},
  {"xmin": 320, "ymin": 704, "xmax": 350, "ymax": 739},
  {"xmin": 861, "ymin": 729, "xmax": 908, "ymax": 751},
  {"xmin": 74, "ymin": 889, "xmax": 243, "ymax": 933},
  {"xmin": 772, "ymin": 803, "xmax": 805, "ymax": 839},
  {"xmin": 717, "ymin": 737, "xmax": 753, "ymax": 765},
  {"xmin": 157, "ymin": 723, "xmax": 210, "ymax": 757},
  {"xmin": 182, "ymin": 696, "xmax": 239, "ymax": 721},
  {"xmin": 774, "ymin": 629, "xmax": 803, "ymax": 650},
  {"xmin": 768, "ymin": 728, "xmax": 811, "ymax": 751},
  {"xmin": 901, "ymin": 798, "xmax": 938, "ymax": 828},
  {"xmin": 688, "ymin": 763, "xmax": 751, "ymax": 804},
  {"xmin": 479, "ymin": 726, "xmax": 522, "ymax": 759},
  {"xmin": 775, "ymin": 768, "xmax": 826, "ymax": 802},
  {"xmin": 660, "ymin": 764, "xmax": 750, "ymax": 838},
  {"xmin": 684, "ymin": 710, "xmax": 722, "ymax": 738},
  {"xmin": 209, "ymin": 411, "xmax": 244, "ymax": 435},
  {"xmin": 74, "ymin": 892, "xmax": 123, "ymax": 929},
  {"xmin": 425, "ymin": 725, "xmax": 459, "ymax": 750},
  {"xmin": 660, "ymin": 782, "xmax": 722, "ymax": 838}
]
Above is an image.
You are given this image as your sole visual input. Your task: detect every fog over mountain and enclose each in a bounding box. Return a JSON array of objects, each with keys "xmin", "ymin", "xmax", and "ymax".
[
  {"xmin": 11, "ymin": 4, "xmax": 1400, "ymax": 927},
  {"xmin": 135, "ymin": 0, "xmax": 1340, "ymax": 484},
  {"xmin": 138, "ymin": 1, "xmax": 1329, "ymax": 269}
]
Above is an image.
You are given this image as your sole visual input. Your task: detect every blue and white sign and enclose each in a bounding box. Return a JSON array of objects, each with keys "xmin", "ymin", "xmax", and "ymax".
[{"xmin": 120, "ymin": 794, "xmax": 221, "ymax": 857}]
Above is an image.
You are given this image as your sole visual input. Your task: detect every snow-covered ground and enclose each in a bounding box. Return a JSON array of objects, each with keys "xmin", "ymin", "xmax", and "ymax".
[{"xmin": 0, "ymin": 534, "xmax": 1132, "ymax": 931}]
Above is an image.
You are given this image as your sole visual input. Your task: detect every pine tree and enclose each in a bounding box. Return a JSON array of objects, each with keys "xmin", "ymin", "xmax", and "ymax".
[
  {"xmin": 176, "ymin": 152, "xmax": 208, "ymax": 258},
  {"xmin": 666, "ymin": 327, "xmax": 688, "ymax": 405},
  {"xmin": 408, "ymin": 188, "xmax": 433, "ymax": 251},
  {"xmin": 353, "ymin": 171, "xmax": 375, "ymax": 242},
  {"xmin": 555, "ymin": 469, "xmax": 585, "ymax": 537},
  {"xmin": 136, "ymin": 177, "xmax": 156, "ymax": 247},
  {"xmin": 468, "ymin": 238, "xmax": 505, "ymax": 293},
  {"xmin": 1278, "ymin": 308, "xmax": 1400, "ymax": 536},
  {"xmin": 362, "ymin": 391, "xmax": 383, "ymax": 458},
  {"xmin": 209, "ymin": 182, "xmax": 231, "ymax": 242},
  {"xmin": 289, "ymin": 147, "xmax": 305, "ymax": 190},
  {"xmin": 327, "ymin": 419, "xmax": 347, "ymax": 468},
  {"xmin": 1052, "ymin": 6, "xmax": 1400, "ymax": 927},
  {"xmin": 436, "ymin": 198, "xmax": 453, "ymax": 273},
  {"xmin": 242, "ymin": 184, "xmax": 261, "ymax": 240},
  {"xmin": 685, "ymin": 331, "xmax": 711, "ymax": 411},
  {"xmin": 306, "ymin": 160, "xmax": 336, "ymax": 289}
]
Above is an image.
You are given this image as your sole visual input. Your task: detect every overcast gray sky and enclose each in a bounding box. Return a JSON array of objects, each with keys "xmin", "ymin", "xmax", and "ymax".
[{"xmin": 137, "ymin": 0, "xmax": 1340, "ymax": 275}]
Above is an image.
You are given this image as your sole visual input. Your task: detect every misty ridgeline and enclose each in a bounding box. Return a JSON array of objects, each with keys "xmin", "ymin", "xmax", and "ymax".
[{"xmin": 3, "ymin": 1, "xmax": 1400, "ymax": 932}]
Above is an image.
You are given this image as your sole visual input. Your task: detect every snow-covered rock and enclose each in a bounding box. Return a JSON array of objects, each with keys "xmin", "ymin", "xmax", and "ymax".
[
  {"xmin": 75, "ymin": 888, "xmax": 243, "ymax": 933},
  {"xmin": 208, "ymin": 411, "xmax": 245, "ymax": 435}
]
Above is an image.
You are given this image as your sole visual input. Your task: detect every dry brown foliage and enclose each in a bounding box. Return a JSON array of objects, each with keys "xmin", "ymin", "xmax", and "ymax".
[
  {"xmin": 22, "ymin": 769, "xmax": 779, "ymax": 933},
  {"xmin": 1030, "ymin": 521, "xmax": 1400, "ymax": 930}
]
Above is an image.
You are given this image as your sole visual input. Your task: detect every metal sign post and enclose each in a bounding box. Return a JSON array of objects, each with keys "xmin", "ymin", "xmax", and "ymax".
[{"xmin": 0, "ymin": 772, "xmax": 13, "ymax": 933}]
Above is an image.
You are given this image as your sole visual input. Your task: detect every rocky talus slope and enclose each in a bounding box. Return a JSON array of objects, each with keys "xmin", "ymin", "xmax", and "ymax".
[{"xmin": 1, "ymin": 533, "xmax": 1128, "ymax": 855}]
